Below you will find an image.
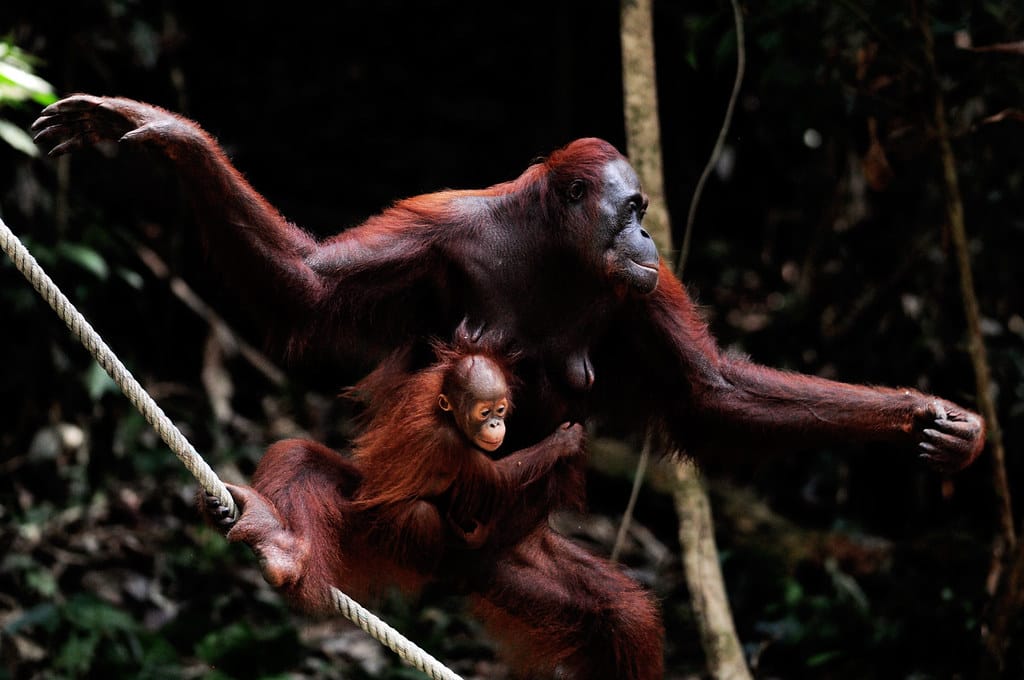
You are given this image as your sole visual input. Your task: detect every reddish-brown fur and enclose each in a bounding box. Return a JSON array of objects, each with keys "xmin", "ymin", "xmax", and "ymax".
[
  {"xmin": 347, "ymin": 342, "xmax": 588, "ymax": 575},
  {"xmin": 209, "ymin": 344, "xmax": 661, "ymax": 679},
  {"xmin": 31, "ymin": 95, "xmax": 986, "ymax": 471},
  {"xmin": 38, "ymin": 96, "xmax": 982, "ymax": 678},
  {"xmin": 469, "ymin": 529, "xmax": 663, "ymax": 680}
]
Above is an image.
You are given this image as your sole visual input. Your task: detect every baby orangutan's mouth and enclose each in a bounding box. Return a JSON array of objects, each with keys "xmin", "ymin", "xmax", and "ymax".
[{"xmin": 475, "ymin": 434, "xmax": 503, "ymax": 452}]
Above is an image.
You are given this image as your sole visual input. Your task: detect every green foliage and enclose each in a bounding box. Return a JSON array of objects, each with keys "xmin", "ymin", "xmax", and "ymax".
[
  {"xmin": 54, "ymin": 242, "xmax": 111, "ymax": 280},
  {"xmin": 757, "ymin": 572, "xmax": 874, "ymax": 671},
  {"xmin": 195, "ymin": 620, "xmax": 302, "ymax": 676},
  {"xmin": 4, "ymin": 595, "xmax": 180, "ymax": 679},
  {"xmin": 0, "ymin": 43, "xmax": 56, "ymax": 106},
  {"xmin": 0, "ymin": 119, "xmax": 37, "ymax": 156},
  {"xmin": 0, "ymin": 41, "xmax": 56, "ymax": 156}
]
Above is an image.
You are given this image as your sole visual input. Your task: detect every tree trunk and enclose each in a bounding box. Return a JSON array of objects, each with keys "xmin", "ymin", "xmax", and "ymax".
[{"xmin": 620, "ymin": 1, "xmax": 752, "ymax": 677}]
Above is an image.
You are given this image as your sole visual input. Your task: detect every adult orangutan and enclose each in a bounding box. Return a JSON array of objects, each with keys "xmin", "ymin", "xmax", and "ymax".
[
  {"xmin": 31, "ymin": 95, "xmax": 985, "ymax": 470},
  {"xmin": 35, "ymin": 92, "xmax": 982, "ymax": 679},
  {"xmin": 204, "ymin": 339, "xmax": 661, "ymax": 679}
]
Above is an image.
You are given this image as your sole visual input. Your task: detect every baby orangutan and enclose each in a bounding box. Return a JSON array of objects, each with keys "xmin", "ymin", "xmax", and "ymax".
[
  {"xmin": 204, "ymin": 340, "xmax": 662, "ymax": 678},
  {"xmin": 345, "ymin": 342, "xmax": 590, "ymax": 580}
]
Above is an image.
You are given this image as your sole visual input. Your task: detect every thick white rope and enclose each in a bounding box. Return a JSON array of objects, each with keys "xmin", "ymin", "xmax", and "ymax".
[
  {"xmin": 0, "ymin": 216, "xmax": 463, "ymax": 680},
  {"xmin": 328, "ymin": 587, "xmax": 462, "ymax": 680}
]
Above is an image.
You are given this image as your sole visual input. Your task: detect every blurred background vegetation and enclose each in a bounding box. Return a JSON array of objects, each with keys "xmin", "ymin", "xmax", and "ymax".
[{"xmin": 0, "ymin": 0, "xmax": 1022, "ymax": 678}]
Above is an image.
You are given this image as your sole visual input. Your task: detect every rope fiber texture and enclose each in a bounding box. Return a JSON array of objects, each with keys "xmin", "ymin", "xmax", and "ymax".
[{"xmin": 0, "ymin": 215, "xmax": 463, "ymax": 680}]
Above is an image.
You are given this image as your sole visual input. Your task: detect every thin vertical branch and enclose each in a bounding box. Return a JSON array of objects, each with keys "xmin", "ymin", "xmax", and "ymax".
[
  {"xmin": 916, "ymin": 1, "xmax": 1013, "ymax": 552},
  {"xmin": 914, "ymin": 4, "xmax": 1016, "ymax": 676},
  {"xmin": 611, "ymin": 432, "xmax": 652, "ymax": 561},
  {"xmin": 677, "ymin": 0, "xmax": 746, "ymax": 279}
]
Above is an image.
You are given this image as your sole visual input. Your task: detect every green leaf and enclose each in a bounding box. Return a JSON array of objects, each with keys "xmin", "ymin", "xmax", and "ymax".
[
  {"xmin": 3, "ymin": 602, "xmax": 59, "ymax": 635},
  {"xmin": 26, "ymin": 568, "xmax": 58, "ymax": 598},
  {"xmin": 84, "ymin": 361, "xmax": 119, "ymax": 401},
  {"xmin": 56, "ymin": 242, "xmax": 110, "ymax": 279},
  {"xmin": 64, "ymin": 595, "xmax": 138, "ymax": 633},
  {"xmin": 1, "ymin": 552, "xmax": 37, "ymax": 572},
  {"xmin": 0, "ymin": 61, "xmax": 55, "ymax": 101},
  {"xmin": 116, "ymin": 266, "xmax": 145, "ymax": 290},
  {"xmin": 0, "ymin": 119, "xmax": 39, "ymax": 156},
  {"xmin": 195, "ymin": 620, "xmax": 301, "ymax": 675},
  {"xmin": 806, "ymin": 650, "xmax": 843, "ymax": 667},
  {"xmin": 195, "ymin": 622, "xmax": 257, "ymax": 662},
  {"xmin": 137, "ymin": 636, "xmax": 182, "ymax": 673},
  {"xmin": 55, "ymin": 631, "xmax": 101, "ymax": 675},
  {"xmin": 31, "ymin": 89, "xmax": 58, "ymax": 106},
  {"xmin": 783, "ymin": 579, "xmax": 804, "ymax": 606}
]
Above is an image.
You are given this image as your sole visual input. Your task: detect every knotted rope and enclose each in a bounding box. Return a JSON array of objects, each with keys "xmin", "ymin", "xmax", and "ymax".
[{"xmin": 0, "ymin": 216, "xmax": 462, "ymax": 680}]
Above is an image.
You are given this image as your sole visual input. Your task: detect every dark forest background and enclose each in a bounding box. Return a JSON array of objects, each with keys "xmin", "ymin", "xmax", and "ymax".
[{"xmin": 1, "ymin": 1, "xmax": 1023, "ymax": 678}]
